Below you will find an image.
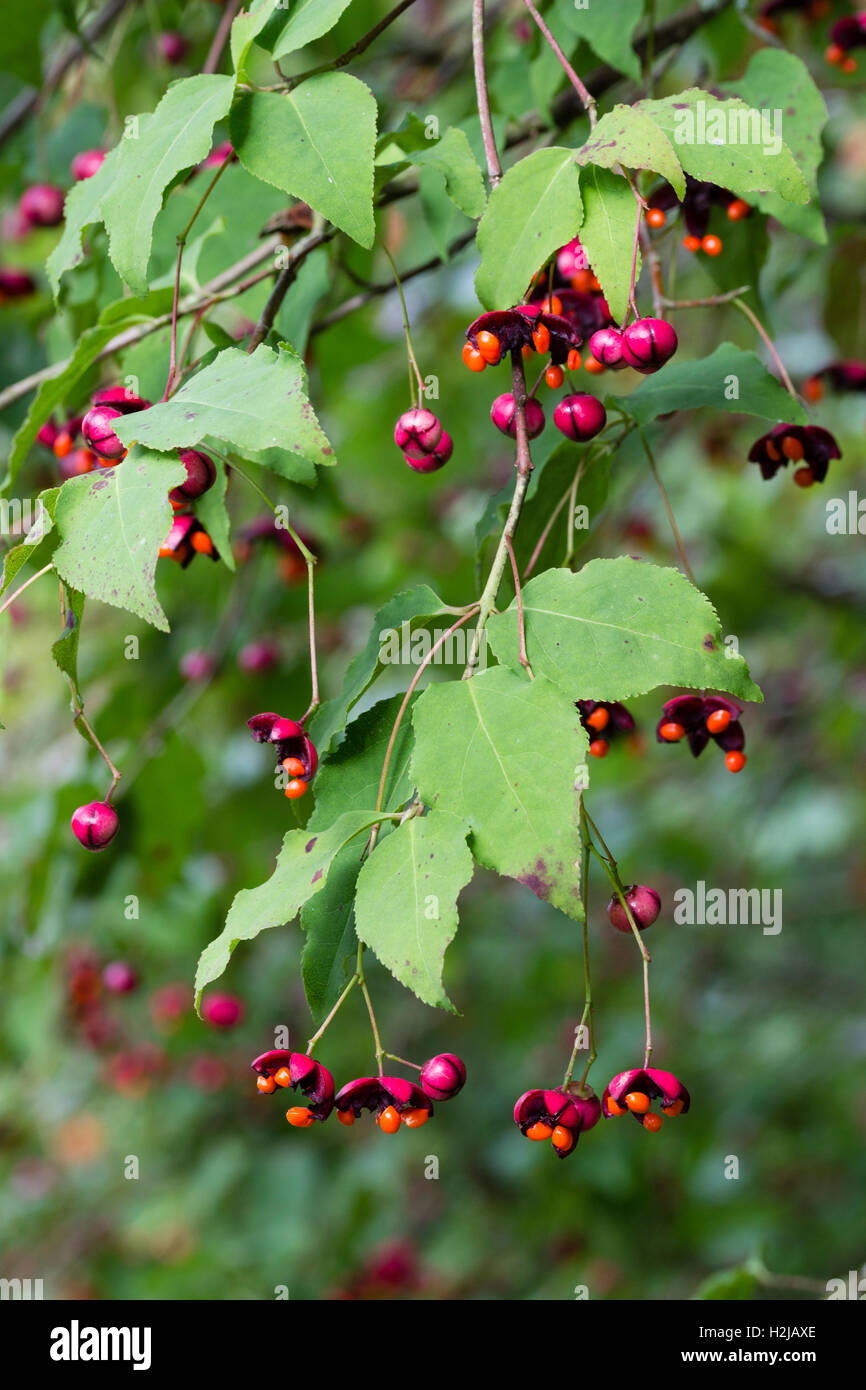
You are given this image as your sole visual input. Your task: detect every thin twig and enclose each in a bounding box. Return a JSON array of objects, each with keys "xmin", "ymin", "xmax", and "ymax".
[
  {"xmin": 505, "ymin": 536, "xmax": 533, "ymax": 678},
  {"xmin": 282, "ymin": 0, "xmax": 419, "ymax": 88},
  {"xmin": 522, "ymin": 0, "xmax": 597, "ymax": 128},
  {"xmin": 464, "ymin": 351, "xmax": 535, "ymax": 678},
  {"xmin": 0, "ymin": 562, "xmax": 54, "ymax": 618},
  {"xmin": 661, "ymin": 286, "xmax": 749, "ymax": 310},
  {"xmin": 0, "ymin": 0, "xmax": 131, "ymax": 151},
  {"xmin": 312, "ymin": 229, "xmax": 476, "ymax": 336},
  {"xmin": 365, "ymin": 609, "xmax": 479, "ymax": 859},
  {"xmin": 637, "ymin": 425, "xmax": 696, "ymax": 584},
  {"xmin": 203, "ymin": 0, "xmax": 242, "ymax": 76},
  {"xmin": 356, "ymin": 943, "xmax": 385, "ymax": 1076},
  {"xmin": 732, "ymin": 297, "xmax": 800, "ymax": 403},
  {"xmin": 247, "ymin": 217, "xmax": 327, "ymax": 353},
  {"xmin": 472, "ymin": 0, "xmax": 502, "ymax": 186},
  {"xmin": 305, "ymin": 974, "xmax": 358, "ymax": 1054},
  {"xmin": 0, "ymin": 241, "xmax": 282, "ymax": 412}
]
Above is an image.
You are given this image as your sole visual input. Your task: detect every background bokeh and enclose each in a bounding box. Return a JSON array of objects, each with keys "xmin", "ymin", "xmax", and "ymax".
[{"xmin": 0, "ymin": 0, "xmax": 864, "ymax": 1300}]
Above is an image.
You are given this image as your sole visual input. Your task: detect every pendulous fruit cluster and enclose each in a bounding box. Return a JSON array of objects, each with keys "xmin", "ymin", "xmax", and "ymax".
[
  {"xmin": 252, "ymin": 1050, "xmax": 466, "ymax": 1134},
  {"xmin": 646, "ymin": 175, "xmax": 751, "ymax": 257},
  {"xmin": 393, "ymin": 408, "xmax": 452, "ymax": 472},
  {"xmin": 748, "ymin": 423, "xmax": 840, "ymax": 489},
  {"xmin": 657, "ymin": 695, "xmax": 747, "ymax": 773},
  {"xmin": 247, "ymin": 712, "xmax": 317, "ymax": 800},
  {"xmin": 602, "ymin": 1067, "xmax": 690, "ymax": 1131},
  {"xmin": 826, "ymin": 14, "xmax": 866, "ymax": 71},
  {"xmin": 513, "ymin": 1087, "xmax": 601, "ymax": 1158},
  {"xmin": 588, "ymin": 318, "xmax": 677, "ymax": 375},
  {"xmin": 576, "ymin": 699, "xmax": 636, "ymax": 759}
]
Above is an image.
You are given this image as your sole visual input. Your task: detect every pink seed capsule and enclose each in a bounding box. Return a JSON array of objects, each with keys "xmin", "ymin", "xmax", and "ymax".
[
  {"xmin": 607, "ymin": 885, "xmax": 662, "ymax": 933},
  {"xmin": 169, "ymin": 449, "xmax": 216, "ymax": 505},
  {"xmin": 19, "ymin": 183, "xmax": 65, "ymax": 228},
  {"xmin": 619, "ymin": 318, "xmax": 678, "ymax": 374},
  {"xmin": 490, "ymin": 393, "xmax": 545, "ymax": 440},
  {"xmin": 405, "ymin": 429, "xmax": 452, "ymax": 472},
  {"xmin": 588, "ymin": 327, "xmax": 627, "ymax": 370},
  {"xmin": 394, "ymin": 408, "xmax": 442, "ymax": 454},
  {"xmin": 552, "ymin": 393, "xmax": 606, "ymax": 442},
  {"xmin": 71, "ymin": 801, "xmax": 119, "ymax": 851},
  {"xmin": 82, "ymin": 405, "xmax": 125, "ymax": 460}
]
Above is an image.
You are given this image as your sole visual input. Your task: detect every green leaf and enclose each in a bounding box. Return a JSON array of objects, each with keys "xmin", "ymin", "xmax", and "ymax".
[
  {"xmin": 47, "ymin": 151, "xmax": 120, "ymax": 296},
  {"xmin": 308, "ymin": 695, "xmax": 416, "ymax": 829},
  {"xmin": 575, "ymin": 106, "xmax": 686, "ymax": 200},
  {"xmin": 113, "ymin": 344, "xmax": 336, "ymax": 472},
  {"xmin": 52, "ymin": 586, "xmax": 85, "ymax": 705},
  {"xmin": 54, "ymin": 76, "xmax": 235, "ymax": 297},
  {"xmin": 488, "ymin": 559, "xmax": 763, "ymax": 703},
  {"xmin": 376, "ymin": 118, "xmax": 486, "ymax": 219},
  {"xmin": 623, "ymin": 343, "xmax": 808, "ymax": 427},
  {"xmin": 52, "ymin": 447, "xmax": 186, "ymax": 632},
  {"xmin": 694, "ymin": 1267, "xmax": 759, "ymax": 1301},
  {"xmin": 231, "ymin": 75, "xmax": 377, "ymax": 247},
  {"xmin": 0, "ymin": 0, "xmax": 52, "ymax": 85},
  {"xmin": 635, "ymin": 89, "xmax": 808, "ymax": 207},
  {"xmin": 721, "ymin": 50, "xmax": 827, "ymax": 243},
  {"xmin": 262, "ymin": 0, "xmax": 356, "ymax": 62},
  {"xmin": 411, "ymin": 668, "xmax": 587, "ymax": 919},
  {"xmin": 194, "ymin": 456, "xmax": 234, "ymax": 573},
  {"xmin": 195, "ymin": 808, "xmax": 380, "ymax": 1006},
  {"xmin": 1, "ymin": 489, "xmax": 59, "ymax": 593},
  {"xmin": 230, "ymin": 0, "xmax": 274, "ymax": 74},
  {"xmin": 355, "ymin": 810, "xmax": 473, "ymax": 1010},
  {"xmin": 308, "ymin": 585, "xmax": 453, "ymax": 755},
  {"xmin": 554, "ymin": 0, "xmax": 643, "ymax": 82},
  {"xmin": 513, "ymin": 443, "xmax": 611, "ymax": 575},
  {"xmin": 475, "ymin": 148, "xmax": 581, "ymax": 310},
  {"xmin": 300, "ymin": 843, "xmax": 362, "ymax": 1025},
  {"xmin": 2, "ymin": 306, "xmax": 154, "ymax": 495},
  {"xmin": 475, "ymin": 439, "xmax": 609, "ymax": 576},
  {"xmin": 577, "ymin": 165, "xmax": 640, "ymax": 325}
]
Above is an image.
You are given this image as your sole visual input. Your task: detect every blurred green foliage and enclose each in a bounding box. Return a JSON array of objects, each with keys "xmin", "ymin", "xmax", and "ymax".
[{"xmin": 0, "ymin": 0, "xmax": 864, "ymax": 1301}]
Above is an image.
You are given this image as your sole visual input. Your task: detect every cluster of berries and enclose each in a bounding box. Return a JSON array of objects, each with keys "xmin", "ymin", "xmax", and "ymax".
[
  {"xmin": 252, "ymin": 1050, "xmax": 466, "ymax": 1132},
  {"xmin": 646, "ymin": 175, "xmax": 750, "ymax": 257},
  {"xmin": 460, "ymin": 237, "xmax": 678, "ymax": 450},
  {"xmin": 803, "ymin": 359, "xmax": 866, "ymax": 402},
  {"xmin": 159, "ymin": 451, "xmax": 219, "ymax": 565},
  {"xmin": 393, "ymin": 408, "xmax": 453, "ymax": 473},
  {"xmin": 826, "ymin": 13, "xmax": 866, "ymax": 71},
  {"xmin": 657, "ymin": 695, "xmax": 747, "ymax": 773},
  {"xmin": 247, "ymin": 711, "xmax": 318, "ymax": 800},
  {"xmin": 515, "ymin": 1065, "xmax": 689, "ymax": 1157},
  {"xmin": 577, "ymin": 699, "xmax": 636, "ymax": 759},
  {"xmin": 748, "ymin": 422, "xmax": 840, "ymax": 489},
  {"xmin": 579, "ymin": 694, "xmax": 751, "ymax": 772}
]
